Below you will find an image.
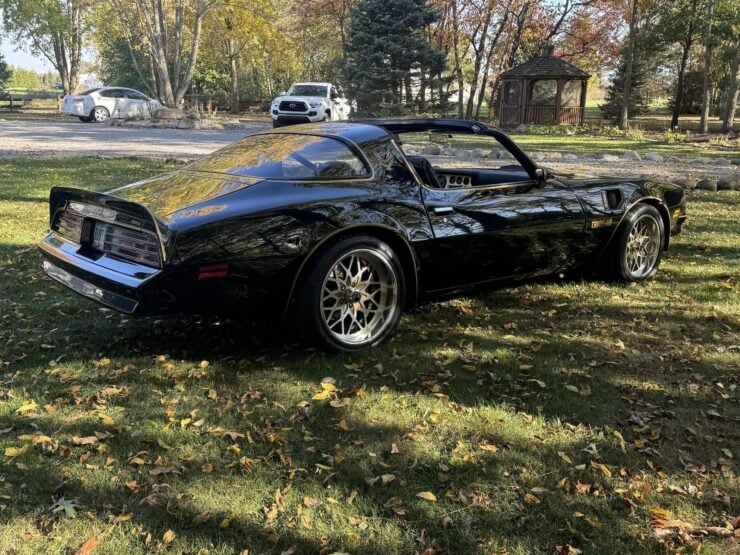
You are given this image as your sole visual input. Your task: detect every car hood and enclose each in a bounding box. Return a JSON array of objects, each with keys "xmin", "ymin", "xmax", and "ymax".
[
  {"xmin": 276, "ymin": 95, "xmax": 327, "ymax": 104},
  {"xmin": 107, "ymin": 170, "xmax": 261, "ymax": 220}
]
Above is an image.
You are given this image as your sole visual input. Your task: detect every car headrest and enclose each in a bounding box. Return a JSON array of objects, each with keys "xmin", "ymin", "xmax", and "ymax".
[{"xmin": 406, "ymin": 155, "xmax": 442, "ymax": 189}]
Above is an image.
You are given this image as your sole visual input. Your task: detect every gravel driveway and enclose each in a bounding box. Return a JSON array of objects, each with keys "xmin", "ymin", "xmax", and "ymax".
[
  {"xmin": 0, "ymin": 119, "xmax": 269, "ymax": 159},
  {"xmin": 1, "ymin": 118, "xmax": 736, "ymax": 186}
]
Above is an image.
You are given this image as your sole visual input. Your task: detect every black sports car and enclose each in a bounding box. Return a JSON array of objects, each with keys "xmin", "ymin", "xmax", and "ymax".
[{"xmin": 39, "ymin": 119, "xmax": 687, "ymax": 351}]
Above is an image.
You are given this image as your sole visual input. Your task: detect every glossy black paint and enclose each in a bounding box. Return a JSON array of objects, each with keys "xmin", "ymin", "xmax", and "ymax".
[{"xmin": 38, "ymin": 119, "xmax": 687, "ymax": 319}]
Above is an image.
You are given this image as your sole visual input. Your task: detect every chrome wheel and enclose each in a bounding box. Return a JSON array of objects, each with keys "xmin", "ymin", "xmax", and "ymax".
[
  {"xmin": 625, "ymin": 214, "xmax": 661, "ymax": 278},
  {"xmin": 93, "ymin": 107, "xmax": 109, "ymax": 122},
  {"xmin": 320, "ymin": 248, "xmax": 399, "ymax": 346}
]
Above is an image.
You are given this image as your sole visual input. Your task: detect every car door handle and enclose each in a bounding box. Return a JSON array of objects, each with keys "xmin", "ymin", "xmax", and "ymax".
[{"xmin": 433, "ymin": 206, "xmax": 454, "ymax": 215}]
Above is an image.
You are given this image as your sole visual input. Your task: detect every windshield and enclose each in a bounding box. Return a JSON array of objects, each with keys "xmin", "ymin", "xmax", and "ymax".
[
  {"xmin": 187, "ymin": 133, "xmax": 369, "ymax": 180},
  {"xmin": 287, "ymin": 84, "xmax": 328, "ymax": 97}
]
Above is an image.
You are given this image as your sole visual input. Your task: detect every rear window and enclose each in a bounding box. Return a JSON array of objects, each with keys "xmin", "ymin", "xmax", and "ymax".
[{"xmin": 189, "ymin": 133, "xmax": 370, "ymax": 180}]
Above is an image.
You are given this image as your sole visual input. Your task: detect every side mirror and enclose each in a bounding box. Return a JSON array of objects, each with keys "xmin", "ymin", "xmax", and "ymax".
[{"xmin": 534, "ymin": 168, "xmax": 548, "ymax": 187}]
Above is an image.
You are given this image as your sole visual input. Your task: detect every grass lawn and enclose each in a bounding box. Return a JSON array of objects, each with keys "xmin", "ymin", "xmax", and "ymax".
[
  {"xmin": 0, "ymin": 158, "xmax": 738, "ymax": 554},
  {"xmin": 510, "ymin": 134, "xmax": 738, "ymax": 160}
]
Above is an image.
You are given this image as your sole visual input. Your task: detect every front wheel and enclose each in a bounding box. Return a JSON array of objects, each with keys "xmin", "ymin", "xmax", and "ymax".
[
  {"xmin": 272, "ymin": 119, "xmax": 280, "ymax": 128},
  {"xmin": 92, "ymin": 106, "xmax": 109, "ymax": 123},
  {"xmin": 294, "ymin": 235, "xmax": 405, "ymax": 351},
  {"xmin": 608, "ymin": 204, "xmax": 664, "ymax": 281}
]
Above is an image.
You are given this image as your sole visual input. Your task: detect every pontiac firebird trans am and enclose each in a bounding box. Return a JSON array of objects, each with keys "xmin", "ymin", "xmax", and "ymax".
[{"xmin": 39, "ymin": 119, "xmax": 687, "ymax": 351}]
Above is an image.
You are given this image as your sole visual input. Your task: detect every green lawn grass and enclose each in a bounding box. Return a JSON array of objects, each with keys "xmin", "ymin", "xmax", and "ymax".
[{"xmin": 0, "ymin": 158, "xmax": 738, "ymax": 554}]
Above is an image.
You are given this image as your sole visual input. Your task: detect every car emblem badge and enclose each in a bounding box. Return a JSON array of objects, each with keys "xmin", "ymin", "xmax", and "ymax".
[{"xmin": 290, "ymin": 103, "xmax": 296, "ymax": 109}]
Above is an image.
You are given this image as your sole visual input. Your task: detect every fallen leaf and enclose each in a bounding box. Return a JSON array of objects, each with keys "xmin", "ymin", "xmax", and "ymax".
[
  {"xmin": 15, "ymin": 401, "xmax": 38, "ymax": 414},
  {"xmin": 73, "ymin": 537, "xmax": 99, "ymax": 555},
  {"xmin": 162, "ymin": 529, "xmax": 176, "ymax": 544},
  {"xmin": 524, "ymin": 493, "xmax": 541, "ymax": 505},
  {"xmin": 416, "ymin": 491, "xmax": 437, "ymax": 502},
  {"xmin": 71, "ymin": 436, "xmax": 98, "ymax": 446}
]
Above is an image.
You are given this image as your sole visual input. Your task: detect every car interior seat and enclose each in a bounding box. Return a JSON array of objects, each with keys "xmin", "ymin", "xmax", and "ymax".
[{"xmin": 406, "ymin": 155, "xmax": 442, "ymax": 188}]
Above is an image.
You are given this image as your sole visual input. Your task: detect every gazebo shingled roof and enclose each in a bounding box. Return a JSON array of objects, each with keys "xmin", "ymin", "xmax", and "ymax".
[
  {"xmin": 500, "ymin": 55, "xmax": 590, "ymax": 79},
  {"xmin": 498, "ymin": 46, "xmax": 591, "ymax": 126}
]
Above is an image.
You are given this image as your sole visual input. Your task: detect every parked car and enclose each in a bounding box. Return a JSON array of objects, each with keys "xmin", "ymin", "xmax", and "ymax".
[
  {"xmin": 39, "ymin": 119, "xmax": 686, "ymax": 351},
  {"xmin": 61, "ymin": 87, "xmax": 162, "ymax": 123},
  {"xmin": 271, "ymin": 82, "xmax": 352, "ymax": 127}
]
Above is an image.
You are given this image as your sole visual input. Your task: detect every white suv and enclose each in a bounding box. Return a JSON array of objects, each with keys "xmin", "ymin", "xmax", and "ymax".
[{"xmin": 271, "ymin": 82, "xmax": 352, "ymax": 127}]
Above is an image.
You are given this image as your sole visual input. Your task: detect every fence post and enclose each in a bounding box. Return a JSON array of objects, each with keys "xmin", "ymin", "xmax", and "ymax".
[{"xmin": 8, "ymin": 95, "xmax": 12, "ymax": 112}]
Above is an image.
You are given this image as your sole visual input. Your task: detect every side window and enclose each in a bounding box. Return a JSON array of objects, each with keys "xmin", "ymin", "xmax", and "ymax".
[
  {"xmin": 125, "ymin": 90, "xmax": 147, "ymax": 100},
  {"xmin": 190, "ymin": 134, "xmax": 369, "ymax": 180},
  {"xmin": 396, "ymin": 131, "xmax": 530, "ymax": 188},
  {"xmin": 100, "ymin": 89, "xmax": 122, "ymax": 98}
]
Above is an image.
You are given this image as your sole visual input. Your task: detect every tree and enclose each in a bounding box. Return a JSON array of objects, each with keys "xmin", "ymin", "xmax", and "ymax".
[
  {"xmin": 343, "ymin": 0, "xmax": 445, "ymax": 114},
  {"xmin": 0, "ymin": 0, "xmax": 87, "ymax": 94},
  {"xmin": 107, "ymin": 0, "xmax": 217, "ymax": 107},
  {"xmin": 654, "ymin": 0, "xmax": 701, "ymax": 130},
  {"xmin": 619, "ymin": 0, "xmax": 639, "ymax": 129},
  {"xmin": 699, "ymin": 0, "xmax": 714, "ymax": 133},
  {"xmin": 7, "ymin": 65, "xmax": 41, "ymax": 89},
  {"xmin": 0, "ymin": 53, "xmax": 11, "ymax": 91},
  {"xmin": 601, "ymin": 39, "xmax": 651, "ymax": 122}
]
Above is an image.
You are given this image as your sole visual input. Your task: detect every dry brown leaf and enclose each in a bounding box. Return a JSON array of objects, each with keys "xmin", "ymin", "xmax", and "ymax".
[
  {"xmin": 73, "ymin": 537, "xmax": 99, "ymax": 555},
  {"xmin": 162, "ymin": 529, "xmax": 176, "ymax": 544},
  {"xmin": 416, "ymin": 491, "xmax": 437, "ymax": 502},
  {"xmin": 523, "ymin": 493, "xmax": 541, "ymax": 505}
]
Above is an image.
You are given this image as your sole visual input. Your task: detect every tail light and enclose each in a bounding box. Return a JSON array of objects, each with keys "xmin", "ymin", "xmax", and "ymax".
[
  {"xmin": 197, "ymin": 264, "xmax": 229, "ymax": 280},
  {"xmin": 92, "ymin": 221, "xmax": 161, "ymax": 267}
]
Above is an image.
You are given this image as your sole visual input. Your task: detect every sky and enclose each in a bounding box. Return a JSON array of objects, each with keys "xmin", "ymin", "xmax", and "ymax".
[{"xmin": 1, "ymin": 37, "xmax": 54, "ymax": 72}]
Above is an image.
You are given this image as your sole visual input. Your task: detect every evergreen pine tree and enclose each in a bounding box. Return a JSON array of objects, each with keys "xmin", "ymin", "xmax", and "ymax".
[
  {"xmin": 343, "ymin": 0, "xmax": 445, "ymax": 115},
  {"xmin": 0, "ymin": 53, "xmax": 11, "ymax": 91},
  {"xmin": 600, "ymin": 45, "xmax": 650, "ymax": 123}
]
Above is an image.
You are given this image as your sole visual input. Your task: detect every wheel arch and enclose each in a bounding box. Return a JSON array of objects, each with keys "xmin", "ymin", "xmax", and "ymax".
[
  {"xmin": 598, "ymin": 196, "xmax": 671, "ymax": 260},
  {"xmin": 636, "ymin": 198, "xmax": 671, "ymax": 250},
  {"xmin": 282, "ymin": 224, "xmax": 419, "ymax": 318}
]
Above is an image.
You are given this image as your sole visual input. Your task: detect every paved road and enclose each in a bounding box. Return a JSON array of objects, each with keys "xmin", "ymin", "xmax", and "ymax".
[{"xmin": 0, "ymin": 119, "xmax": 269, "ymax": 159}]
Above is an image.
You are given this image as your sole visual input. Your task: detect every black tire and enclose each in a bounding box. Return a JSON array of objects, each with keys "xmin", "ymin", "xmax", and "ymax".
[
  {"xmin": 293, "ymin": 235, "xmax": 406, "ymax": 352},
  {"xmin": 608, "ymin": 204, "xmax": 664, "ymax": 282},
  {"xmin": 78, "ymin": 115, "xmax": 93, "ymax": 123},
  {"xmin": 272, "ymin": 119, "xmax": 280, "ymax": 128},
  {"xmin": 91, "ymin": 106, "xmax": 109, "ymax": 123}
]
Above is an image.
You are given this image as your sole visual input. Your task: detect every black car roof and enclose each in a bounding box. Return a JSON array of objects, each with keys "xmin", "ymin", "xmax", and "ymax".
[{"xmin": 263, "ymin": 119, "xmax": 502, "ymax": 147}]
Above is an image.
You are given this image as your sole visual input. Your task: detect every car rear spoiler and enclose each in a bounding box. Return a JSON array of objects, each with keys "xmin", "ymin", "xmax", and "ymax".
[{"xmin": 49, "ymin": 186, "xmax": 168, "ymax": 261}]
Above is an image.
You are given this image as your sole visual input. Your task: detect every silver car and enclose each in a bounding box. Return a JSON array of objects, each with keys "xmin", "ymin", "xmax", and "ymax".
[{"xmin": 61, "ymin": 87, "xmax": 162, "ymax": 123}]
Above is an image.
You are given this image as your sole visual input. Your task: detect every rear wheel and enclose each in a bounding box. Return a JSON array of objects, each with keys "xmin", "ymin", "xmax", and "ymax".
[
  {"xmin": 294, "ymin": 235, "xmax": 405, "ymax": 351},
  {"xmin": 608, "ymin": 204, "xmax": 664, "ymax": 281},
  {"xmin": 92, "ymin": 106, "xmax": 109, "ymax": 123}
]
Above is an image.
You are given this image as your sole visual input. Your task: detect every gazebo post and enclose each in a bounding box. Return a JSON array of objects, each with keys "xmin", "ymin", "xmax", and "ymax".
[
  {"xmin": 555, "ymin": 79, "xmax": 564, "ymax": 125},
  {"xmin": 520, "ymin": 78, "xmax": 528, "ymax": 124},
  {"xmin": 579, "ymin": 78, "xmax": 588, "ymax": 125}
]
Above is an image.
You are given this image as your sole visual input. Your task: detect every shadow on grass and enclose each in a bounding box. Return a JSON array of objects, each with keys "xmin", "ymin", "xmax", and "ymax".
[{"xmin": 1, "ymin": 226, "xmax": 738, "ymax": 553}]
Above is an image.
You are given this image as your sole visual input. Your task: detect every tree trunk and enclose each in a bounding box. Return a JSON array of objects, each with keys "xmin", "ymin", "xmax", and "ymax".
[
  {"xmin": 670, "ymin": 0, "xmax": 698, "ymax": 130},
  {"xmin": 619, "ymin": 0, "xmax": 639, "ymax": 130},
  {"xmin": 721, "ymin": 44, "xmax": 740, "ymax": 132},
  {"xmin": 699, "ymin": 0, "xmax": 714, "ymax": 133},
  {"xmin": 475, "ymin": 2, "xmax": 511, "ymax": 119},
  {"xmin": 451, "ymin": 1, "xmax": 465, "ymax": 118},
  {"xmin": 227, "ymin": 37, "xmax": 239, "ymax": 114},
  {"xmin": 465, "ymin": 1, "xmax": 494, "ymax": 119},
  {"xmin": 174, "ymin": 0, "xmax": 206, "ymax": 106}
]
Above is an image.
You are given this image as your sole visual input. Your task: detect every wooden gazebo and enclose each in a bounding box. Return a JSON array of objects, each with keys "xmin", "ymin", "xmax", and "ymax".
[{"xmin": 499, "ymin": 46, "xmax": 590, "ymax": 126}]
